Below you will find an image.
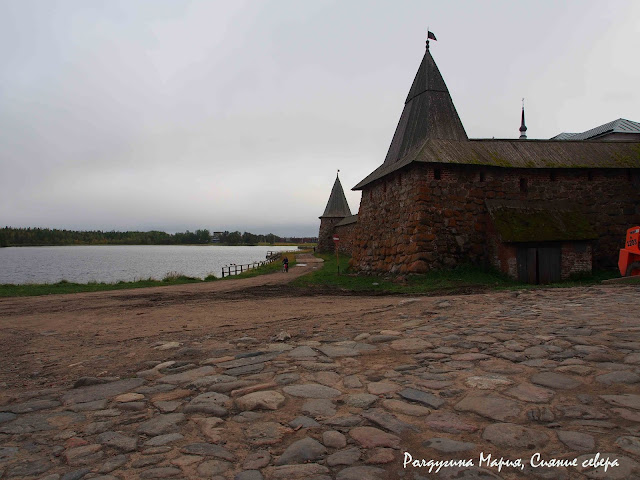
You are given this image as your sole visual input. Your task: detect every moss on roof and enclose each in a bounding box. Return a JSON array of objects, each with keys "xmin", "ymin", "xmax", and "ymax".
[
  {"xmin": 488, "ymin": 204, "xmax": 597, "ymax": 243},
  {"xmin": 354, "ymin": 139, "xmax": 640, "ymax": 190}
]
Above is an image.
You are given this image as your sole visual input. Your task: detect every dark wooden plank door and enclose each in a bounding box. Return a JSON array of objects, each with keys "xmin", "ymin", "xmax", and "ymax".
[
  {"xmin": 517, "ymin": 247, "xmax": 529, "ymax": 282},
  {"xmin": 538, "ymin": 246, "xmax": 561, "ymax": 284},
  {"xmin": 517, "ymin": 245, "xmax": 561, "ymax": 284},
  {"xmin": 517, "ymin": 246, "xmax": 538, "ymax": 283},
  {"xmin": 527, "ymin": 248, "xmax": 538, "ymax": 284}
]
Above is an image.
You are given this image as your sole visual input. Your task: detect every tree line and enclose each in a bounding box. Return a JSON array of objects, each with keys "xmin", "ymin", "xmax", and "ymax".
[{"xmin": 0, "ymin": 227, "xmax": 289, "ymax": 247}]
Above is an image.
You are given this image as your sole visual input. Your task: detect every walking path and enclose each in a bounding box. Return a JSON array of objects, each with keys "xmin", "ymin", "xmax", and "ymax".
[
  {"xmin": 0, "ymin": 253, "xmax": 323, "ymax": 313},
  {"xmin": 0, "ymin": 253, "xmax": 323, "ymax": 318},
  {"xmin": 1, "ymin": 274, "xmax": 640, "ymax": 479}
]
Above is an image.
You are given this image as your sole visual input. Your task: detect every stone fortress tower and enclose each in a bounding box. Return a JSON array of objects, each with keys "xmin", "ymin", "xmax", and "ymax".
[
  {"xmin": 348, "ymin": 36, "xmax": 640, "ymax": 281},
  {"xmin": 317, "ymin": 34, "xmax": 640, "ymax": 283},
  {"xmin": 317, "ymin": 173, "xmax": 352, "ymax": 253}
]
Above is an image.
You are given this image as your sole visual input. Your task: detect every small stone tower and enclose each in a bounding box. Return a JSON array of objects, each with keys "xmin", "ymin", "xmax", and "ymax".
[{"xmin": 318, "ymin": 172, "xmax": 352, "ymax": 252}]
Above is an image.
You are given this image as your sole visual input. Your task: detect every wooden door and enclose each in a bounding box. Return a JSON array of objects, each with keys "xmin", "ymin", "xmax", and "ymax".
[
  {"xmin": 517, "ymin": 247, "xmax": 538, "ymax": 283},
  {"xmin": 516, "ymin": 245, "xmax": 561, "ymax": 284},
  {"xmin": 538, "ymin": 246, "xmax": 561, "ymax": 284}
]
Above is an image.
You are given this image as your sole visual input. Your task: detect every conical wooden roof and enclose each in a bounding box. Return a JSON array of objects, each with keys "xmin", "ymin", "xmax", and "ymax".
[
  {"xmin": 320, "ymin": 174, "xmax": 352, "ymax": 218},
  {"xmin": 382, "ymin": 46, "xmax": 467, "ymax": 167}
]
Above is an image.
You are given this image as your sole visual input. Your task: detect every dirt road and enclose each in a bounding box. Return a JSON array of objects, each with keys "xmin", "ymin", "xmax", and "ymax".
[
  {"xmin": 0, "ymin": 253, "xmax": 335, "ymax": 392},
  {"xmin": 1, "ymin": 257, "xmax": 640, "ymax": 479}
]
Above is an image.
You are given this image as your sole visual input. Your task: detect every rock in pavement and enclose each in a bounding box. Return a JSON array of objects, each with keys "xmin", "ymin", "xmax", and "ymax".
[
  {"xmin": 482, "ymin": 422, "xmax": 549, "ymax": 449},
  {"xmin": 275, "ymin": 437, "xmax": 327, "ymax": 465},
  {"xmin": 235, "ymin": 391, "xmax": 285, "ymax": 411},
  {"xmin": 349, "ymin": 426, "xmax": 400, "ymax": 449}
]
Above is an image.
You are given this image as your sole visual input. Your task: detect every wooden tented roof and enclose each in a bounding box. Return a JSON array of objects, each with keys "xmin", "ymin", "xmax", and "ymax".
[
  {"xmin": 382, "ymin": 47, "xmax": 467, "ymax": 169},
  {"xmin": 354, "ymin": 42, "xmax": 640, "ymax": 191},
  {"xmin": 320, "ymin": 174, "xmax": 352, "ymax": 218}
]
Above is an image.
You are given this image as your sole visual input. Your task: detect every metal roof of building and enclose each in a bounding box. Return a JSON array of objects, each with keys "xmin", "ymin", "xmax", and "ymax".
[
  {"xmin": 353, "ymin": 138, "xmax": 640, "ymax": 190},
  {"xmin": 320, "ymin": 174, "xmax": 352, "ymax": 218},
  {"xmin": 550, "ymin": 132, "xmax": 578, "ymax": 140},
  {"xmin": 551, "ymin": 118, "xmax": 640, "ymax": 140}
]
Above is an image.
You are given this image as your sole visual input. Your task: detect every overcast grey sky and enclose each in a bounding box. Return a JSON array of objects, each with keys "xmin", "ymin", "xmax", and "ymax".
[{"xmin": 1, "ymin": 0, "xmax": 638, "ymax": 236}]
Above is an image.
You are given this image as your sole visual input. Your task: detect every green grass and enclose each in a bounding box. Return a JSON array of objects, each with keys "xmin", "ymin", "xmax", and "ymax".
[
  {"xmin": 256, "ymin": 243, "xmax": 316, "ymax": 248},
  {"xmin": 291, "ymin": 253, "xmax": 515, "ymax": 293},
  {"xmin": 0, "ymin": 273, "xmax": 215, "ymax": 297},
  {"xmin": 546, "ymin": 269, "xmax": 620, "ymax": 287},
  {"xmin": 0, "ymin": 252, "xmax": 300, "ymax": 297},
  {"xmin": 291, "ymin": 253, "xmax": 624, "ymax": 294},
  {"xmin": 223, "ymin": 253, "xmax": 297, "ymax": 279},
  {"xmin": 0, "ymin": 251, "xmax": 627, "ymax": 298}
]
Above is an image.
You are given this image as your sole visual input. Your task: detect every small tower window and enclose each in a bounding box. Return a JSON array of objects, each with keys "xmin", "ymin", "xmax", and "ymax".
[
  {"xmin": 519, "ymin": 178, "xmax": 528, "ymax": 193},
  {"xmin": 550, "ymin": 171, "xmax": 556, "ymax": 181},
  {"xmin": 479, "ymin": 171, "xmax": 485, "ymax": 182},
  {"xmin": 588, "ymin": 171, "xmax": 594, "ymax": 181},
  {"xmin": 628, "ymin": 169, "xmax": 633, "ymax": 181},
  {"xmin": 434, "ymin": 168, "xmax": 441, "ymax": 180}
]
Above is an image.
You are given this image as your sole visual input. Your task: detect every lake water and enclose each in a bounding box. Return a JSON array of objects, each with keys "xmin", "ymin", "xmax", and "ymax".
[{"xmin": 0, "ymin": 245, "xmax": 295, "ymax": 284}]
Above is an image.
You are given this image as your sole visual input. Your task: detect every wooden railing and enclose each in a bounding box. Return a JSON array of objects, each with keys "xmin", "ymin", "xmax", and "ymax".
[{"xmin": 221, "ymin": 252, "xmax": 282, "ymax": 278}]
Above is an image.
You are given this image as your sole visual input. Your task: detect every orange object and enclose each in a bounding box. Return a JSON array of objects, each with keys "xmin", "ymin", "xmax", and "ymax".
[{"xmin": 618, "ymin": 226, "xmax": 640, "ymax": 276}]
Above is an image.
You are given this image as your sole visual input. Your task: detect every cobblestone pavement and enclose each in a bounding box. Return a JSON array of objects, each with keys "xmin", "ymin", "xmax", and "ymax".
[{"xmin": 2, "ymin": 285, "xmax": 640, "ymax": 479}]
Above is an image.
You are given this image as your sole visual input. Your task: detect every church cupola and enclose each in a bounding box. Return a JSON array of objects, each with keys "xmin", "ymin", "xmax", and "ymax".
[{"xmin": 519, "ymin": 99, "xmax": 528, "ymax": 140}]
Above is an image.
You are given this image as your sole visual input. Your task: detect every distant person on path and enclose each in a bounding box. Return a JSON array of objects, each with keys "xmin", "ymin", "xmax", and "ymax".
[{"xmin": 282, "ymin": 256, "xmax": 289, "ymax": 273}]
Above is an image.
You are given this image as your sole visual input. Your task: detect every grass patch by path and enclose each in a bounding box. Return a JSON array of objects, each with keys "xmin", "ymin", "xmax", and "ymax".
[
  {"xmin": 222, "ymin": 253, "xmax": 297, "ymax": 279},
  {"xmin": 0, "ymin": 273, "xmax": 212, "ymax": 298},
  {"xmin": 0, "ymin": 251, "xmax": 625, "ymax": 298},
  {"xmin": 292, "ymin": 253, "xmax": 622, "ymax": 294},
  {"xmin": 546, "ymin": 270, "xmax": 620, "ymax": 287},
  {"xmin": 0, "ymin": 251, "xmax": 301, "ymax": 297},
  {"xmin": 291, "ymin": 253, "xmax": 515, "ymax": 293}
]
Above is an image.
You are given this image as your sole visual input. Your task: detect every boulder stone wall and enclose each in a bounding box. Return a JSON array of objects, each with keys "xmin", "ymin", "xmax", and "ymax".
[
  {"xmin": 334, "ymin": 222, "xmax": 357, "ymax": 256},
  {"xmin": 351, "ymin": 163, "xmax": 640, "ymax": 274},
  {"xmin": 318, "ymin": 217, "xmax": 343, "ymax": 253}
]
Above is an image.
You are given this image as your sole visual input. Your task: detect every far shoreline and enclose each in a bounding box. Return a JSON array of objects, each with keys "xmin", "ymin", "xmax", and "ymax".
[{"xmin": 0, "ymin": 242, "xmax": 311, "ymax": 248}]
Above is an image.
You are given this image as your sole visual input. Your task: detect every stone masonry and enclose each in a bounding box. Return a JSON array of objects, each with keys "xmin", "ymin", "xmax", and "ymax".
[
  {"xmin": 351, "ymin": 163, "xmax": 640, "ymax": 274},
  {"xmin": 318, "ymin": 218, "xmax": 344, "ymax": 254},
  {"xmin": 347, "ymin": 39, "xmax": 640, "ymax": 279},
  {"xmin": 334, "ymin": 221, "xmax": 357, "ymax": 256},
  {"xmin": 318, "ymin": 174, "xmax": 353, "ymax": 254}
]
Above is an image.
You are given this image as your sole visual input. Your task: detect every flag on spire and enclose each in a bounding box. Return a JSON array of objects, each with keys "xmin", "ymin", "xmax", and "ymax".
[{"xmin": 427, "ymin": 31, "xmax": 437, "ymax": 41}]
